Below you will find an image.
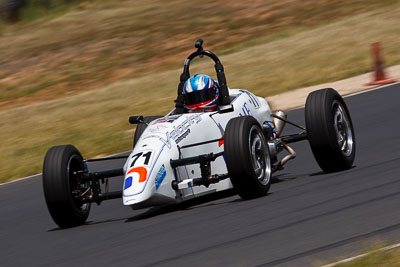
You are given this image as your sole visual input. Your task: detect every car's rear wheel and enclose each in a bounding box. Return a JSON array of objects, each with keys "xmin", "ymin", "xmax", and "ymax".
[
  {"xmin": 133, "ymin": 116, "xmax": 162, "ymax": 148},
  {"xmin": 224, "ymin": 116, "xmax": 272, "ymax": 199},
  {"xmin": 305, "ymin": 88, "xmax": 355, "ymax": 172},
  {"xmin": 43, "ymin": 145, "xmax": 90, "ymax": 228}
]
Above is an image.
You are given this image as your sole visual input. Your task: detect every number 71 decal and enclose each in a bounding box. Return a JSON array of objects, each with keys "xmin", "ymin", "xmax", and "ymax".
[
  {"xmin": 130, "ymin": 150, "xmax": 153, "ymax": 167},
  {"xmin": 125, "ymin": 150, "xmax": 154, "ymax": 188}
]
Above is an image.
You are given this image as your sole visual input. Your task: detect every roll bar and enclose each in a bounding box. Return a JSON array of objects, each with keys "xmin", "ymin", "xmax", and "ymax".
[{"xmin": 175, "ymin": 39, "xmax": 230, "ymax": 113}]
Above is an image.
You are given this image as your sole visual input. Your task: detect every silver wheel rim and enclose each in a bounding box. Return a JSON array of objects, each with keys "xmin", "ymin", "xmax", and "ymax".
[
  {"xmin": 333, "ymin": 101, "xmax": 354, "ymax": 157},
  {"xmin": 249, "ymin": 125, "xmax": 271, "ymax": 186}
]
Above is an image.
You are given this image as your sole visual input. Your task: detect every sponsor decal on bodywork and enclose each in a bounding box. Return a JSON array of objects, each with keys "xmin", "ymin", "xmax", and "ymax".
[
  {"xmin": 239, "ymin": 89, "xmax": 260, "ymax": 109},
  {"xmin": 175, "ymin": 129, "xmax": 190, "ymax": 144},
  {"xmin": 124, "ymin": 167, "xmax": 148, "ymax": 189},
  {"xmin": 153, "ymin": 115, "xmax": 181, "ymax": 124},
  {"xmin": 146, "ymin": 124, "xmax": 169, "ymax": 135},
  {"xmin": 124, "ymin": 150, "xmax": 153, "ymax": 190},
  {"xmin": 218, "ymin": 137, "xmax": 224, "ymax": 147},
  {"xmin": 216, "ymin": 123, "xmax": 225, "ymax": 147},
  {"xmin": 129, "ymin": 151, "xmax": 153, "ymax": 167},
  {"xmin": 155, "ymin": 164, "xmax": 167, "ymax": 190},
  {"xmin": 239, "ymin": 102, "xmax": 252, "ymax": 116},
  {"xmin": 123, "ymin": 146, "xmax": 165, "ymax": 197},
  {"xmin": 144, "ymin": 113, "xmax": 202, "ymax": 148}
]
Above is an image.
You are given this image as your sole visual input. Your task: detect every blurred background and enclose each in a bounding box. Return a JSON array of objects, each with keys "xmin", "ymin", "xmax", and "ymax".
[{"xmin": 0, "ymin": 0, "xmax": 399, "ymax": 182}]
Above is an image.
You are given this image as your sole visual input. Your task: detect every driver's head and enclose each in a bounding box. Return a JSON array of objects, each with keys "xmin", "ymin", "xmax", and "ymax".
[{"xmin": 183, "ymin": 74, "xmax": 219, "ymax": 112}]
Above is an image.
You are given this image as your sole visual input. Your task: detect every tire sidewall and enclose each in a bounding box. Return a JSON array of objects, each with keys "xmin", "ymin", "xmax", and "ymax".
[
  {"xmin": 305, "ymin": 88, "xmax": 356, "ymax": 172},
  {"xmin": 224, "ymin": 116, "xmax": 271, "ymax": 199},
  {"xmin": 43, "ymin": 145, "xmax": 90, "ymax": 228}
]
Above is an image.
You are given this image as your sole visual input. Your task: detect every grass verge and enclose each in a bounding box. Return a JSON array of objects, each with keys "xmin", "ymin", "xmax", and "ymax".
[{"xmin": 325, "ymin": 245, "xmax": 400, "ymax": 266}]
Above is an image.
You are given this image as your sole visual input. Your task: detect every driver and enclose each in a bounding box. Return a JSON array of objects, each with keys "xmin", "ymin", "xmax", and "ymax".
[{"xmin": 183, "ymin": 74, "xmax": 219, "ymax": 112}]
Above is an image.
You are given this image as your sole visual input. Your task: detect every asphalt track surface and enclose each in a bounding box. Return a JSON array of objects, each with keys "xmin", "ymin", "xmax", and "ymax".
[{"xmin": 1, "ymin": 84, "xmax": 400, "ymax": 267}]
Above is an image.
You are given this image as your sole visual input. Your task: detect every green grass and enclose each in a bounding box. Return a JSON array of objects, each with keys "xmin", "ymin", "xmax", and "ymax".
[
  {"xmin": 19, "ymin": 0, "xmax": 79, "ymax": 22},
  {"xmin": 330, "ymin": 245, "xmax": 400, "ymax": 266},
  {"xmin": 1, "ymin": 1, "xmax": 400, "ymax": 182}
]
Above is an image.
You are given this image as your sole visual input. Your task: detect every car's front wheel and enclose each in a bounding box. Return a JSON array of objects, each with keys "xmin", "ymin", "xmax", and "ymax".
[
  {"xmin": 43, "ymin": 145, "xmax": 90, "ymax": 228},
  {"xmin": 224, "ymin": 116, "xmax": 272, "ymax": 199}
]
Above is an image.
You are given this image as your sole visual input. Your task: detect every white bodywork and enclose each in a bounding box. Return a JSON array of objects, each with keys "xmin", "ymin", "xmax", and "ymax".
[{"xmin": 122, "ymin": 89, "xmax": 273, "ymax": 209}]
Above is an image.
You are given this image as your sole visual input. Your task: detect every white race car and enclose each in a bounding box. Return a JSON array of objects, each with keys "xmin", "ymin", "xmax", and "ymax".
[{"xmin": 43, "ymin": 39, "xmax": 356, "ymax": 228}]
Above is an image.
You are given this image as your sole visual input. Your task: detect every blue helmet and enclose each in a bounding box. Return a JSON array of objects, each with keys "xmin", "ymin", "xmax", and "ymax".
[{"xmin": 183, "ymin": 74, "xmax": 219, "ymax": 111}]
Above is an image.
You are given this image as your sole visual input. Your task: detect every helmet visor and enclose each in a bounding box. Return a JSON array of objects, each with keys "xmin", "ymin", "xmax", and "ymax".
[{"xmin": 184, "ymin": 86, "xmax": 217, "ymax": 106}]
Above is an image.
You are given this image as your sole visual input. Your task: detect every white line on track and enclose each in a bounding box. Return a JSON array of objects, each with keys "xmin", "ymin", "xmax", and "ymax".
[
  {"xmin": 0, "ymin": 173, "xmax": 42, "ymax": 187},
  {"xmin": 321, "ymin": 242, "xmax": 400, "ymax": 267},
  {"xmin": 0, "ymin": 150, "xmax": 131, "ymax": 187}
]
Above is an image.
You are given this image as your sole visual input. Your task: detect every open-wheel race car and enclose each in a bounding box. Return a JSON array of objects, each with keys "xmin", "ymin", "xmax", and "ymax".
[{"xmin": 43, "ymin": 39, "xmax": 356, "ymax": 228}]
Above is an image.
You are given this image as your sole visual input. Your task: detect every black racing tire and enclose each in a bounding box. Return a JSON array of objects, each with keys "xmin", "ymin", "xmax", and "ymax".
[
  {"xmin": 133, "ymin": 116, "xmax": 162, "ymax": 148},
  {"xmin": 224, "ymin": 116, "xmax": 272, "ymax": 200},
  {"xmin": 305, "ymin": 88, "xmax": 356, "ymax": 173},
  {"xmin": 43, "ymin": 145, "xmax": 90, "ymax": 228}
]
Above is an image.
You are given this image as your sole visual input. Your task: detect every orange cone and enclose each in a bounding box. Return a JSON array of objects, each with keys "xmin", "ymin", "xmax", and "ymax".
[{"xmin": 366, "ymin": 42, "xmax": 396, "ymax": 86}]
